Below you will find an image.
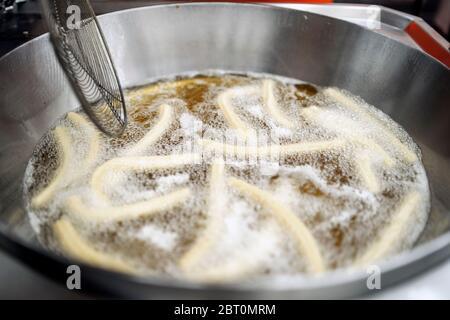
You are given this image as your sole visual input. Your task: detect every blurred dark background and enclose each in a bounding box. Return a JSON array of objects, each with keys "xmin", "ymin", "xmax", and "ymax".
[{"xmin": 0, "ymin": 0, "xmax": 449, "ymax": 57}]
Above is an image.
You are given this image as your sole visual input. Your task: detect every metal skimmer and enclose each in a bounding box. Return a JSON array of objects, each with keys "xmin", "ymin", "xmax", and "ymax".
[{"xmin": 41, "ymin": 0, "xmax": 127, "ymax": 136}]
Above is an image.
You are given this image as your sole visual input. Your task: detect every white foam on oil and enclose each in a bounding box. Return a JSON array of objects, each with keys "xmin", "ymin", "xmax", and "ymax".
[
  {"xmin": 156, "ymin": 173, "xmax": 190, "ymax": 193},
  {"xmin": 134, "ymin": 224, "xmax": 178, "ymax": 251}
]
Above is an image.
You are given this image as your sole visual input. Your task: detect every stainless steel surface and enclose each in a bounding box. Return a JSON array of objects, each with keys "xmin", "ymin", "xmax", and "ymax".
[
  {"xmin": 277, "ymin": 3, "xmax": 450, "ymax": 51},
  {"xmin": 0, "ymin": 2, "xmax": 449, "ymax": 299},
  {"xmin": 41, "ymin": 0, "xmax": 127, "ymax": 136}
]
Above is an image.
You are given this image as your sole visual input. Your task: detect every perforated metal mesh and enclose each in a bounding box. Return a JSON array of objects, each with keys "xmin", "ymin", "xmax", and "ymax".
[{"xmin": 42, "ymin": 0, "xmax": 127, "ymax": 136}]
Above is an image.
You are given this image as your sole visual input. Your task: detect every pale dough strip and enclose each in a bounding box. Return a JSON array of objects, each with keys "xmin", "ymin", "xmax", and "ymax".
[
  {"xmin": 301, "ymin": 105, "xmax": 392, "ymax": 192},
  {"xmin": 67, "ymin": 112, "xmax": 100, "ymax": 170},
  {"xmin": 91, "ymin": 153, "xmax": 200, "ymax": 202},
  {"xmin": 199, "ymin": 138, "xmax": 346, "ymax": 159},
  {"xmin": 123, "ymin": 104, "xmax": 173, "ymax": 156},
  {"xmin": 301, "ymin": 106, "xmax": 394, "ymax": 167},
  {"xmin": 262, "ymin": 79, "xmax": 294, "ymax": 128},
  {"xmin": 228, "ymin": 177, "xmax": 325, "ymax": 273},
  {"xmin": 352, "ymin": 137, "xmax": 395, "ymax": 167},
  {"xmin": 355, "ymin": 152, "xmax": 381, "ymax": 193},
  {"xmin": 65, "ymin": 188, "xmax": 191, "ymax": 223},
  {"xmin": 324, "ymin": 88, "xmax": 417, "ymax": 162},
  {"xmin": 217, "ymin": 86, "xmax": 259, "ymax": 137},
  {"xmin": 179, "ymin": 160, "xmax": 225, "ymax": 271},
  {"xmin": 354, "ymin": 191, "xmax": 421, "ymax": 266},
  {"xmin": 31, "ymin": 127, "xmax": 72, "ymax": 208},
  {"xmin": 53, "ymin": 218, "xmax": 135, "ymax": 274}
]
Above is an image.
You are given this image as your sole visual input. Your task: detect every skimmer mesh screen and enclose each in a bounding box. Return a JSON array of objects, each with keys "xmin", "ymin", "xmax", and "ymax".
[{"xmin": 42, "ymin": 0, "xmax": 127, "ymax": 136}]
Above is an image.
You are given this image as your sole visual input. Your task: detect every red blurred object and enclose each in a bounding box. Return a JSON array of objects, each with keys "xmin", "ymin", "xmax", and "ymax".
[{"xmin": 406, "ymin": 21, "xmax": 450, "ymax": 68}]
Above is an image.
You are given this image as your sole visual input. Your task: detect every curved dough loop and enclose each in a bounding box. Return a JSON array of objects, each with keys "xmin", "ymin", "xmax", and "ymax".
[
  {"xmin": 323, "ymin": 88, "xmax": 417, "ymax": 163},
  {"xmin": 67, "ymin": 112, "xmax": 100, "ymax": 170},
  {"xmin": 354, "ymin": 192, "xmax": 421, "ymax": 266},
  {"xmin": 91, "ymin": 153, "xmax": 200, "ymax": 202},
  {"xmin": 65, "ymin": 187, "xmax": 191, "ymax": 223},
  {"xmin": 53, "ymin": 218, "xmax": 135, "ymax": 273},
  {"xmin": 179, "ymin": 160, "xmax": 225, "ymax": 271},
  {"xmin": 228, "ymin": 177, "xmax": 325, "ymax": 273},
  {"xmin": 123, "ymin": 104, "xmax": 173, "ymax": 156},
  {"xmin": 217, "ymin": 86, "xmax": 259, "ymax": 137},
  {"xmin": 31, "ymin": 127, "xmax": 72, "ymax": 208},
  {"xmin": 262, "ymin": 79, "xmax": 294, "ymax": 128},
  {"xmin": 199, "ymin": 138, "xmax": 346, "ymax": 159}
]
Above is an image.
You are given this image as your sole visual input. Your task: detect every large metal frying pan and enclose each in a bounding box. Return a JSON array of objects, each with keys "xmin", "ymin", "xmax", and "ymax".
[{"xmin": 0, "ymin": 3, "xmax": 449, "ymax": 298}]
